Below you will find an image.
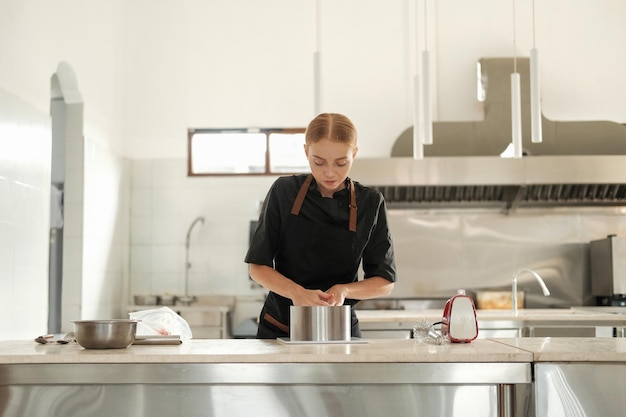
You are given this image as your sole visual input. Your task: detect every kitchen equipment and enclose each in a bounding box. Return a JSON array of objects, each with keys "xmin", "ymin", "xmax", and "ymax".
[
  {"xmin": 159, "ymin": 295, "xmax": 176, "ymax": 306},
  {"xmin": 133, "ymin": 295, "xmax": 158, "ymax": 305},
  {"xmin": 132, "ymin": 335, "xmax": 182, "ymax": 345},
  {"xmin": 289, "ymin": 305, "xmax": 350, "ymax": 342},
  {"xmin": 476, "ymin": 290, "xmax": 524, "ymax": 310},
  {"xmin": 34, "ymin": 332, "xmax": 75, "ymax": 344},
  {"xmin": 441, "ymin": 290, "xmax": 478, "ymax": 343},
  {"xmin": 72, "ymin": 319, "xmax": 139, "ymax": 349},
  {"xmin": 412, "ymin": 318, "xmax": 443, "ymax": 345},
  {"xmin": 591, "ymin": 235, "xmax": 626, "ymax": 306}
]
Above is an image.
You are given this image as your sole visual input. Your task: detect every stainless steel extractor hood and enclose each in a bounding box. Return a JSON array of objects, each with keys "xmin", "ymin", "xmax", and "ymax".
[
  {"xmin": 353, "ymin": 58, "xmax": 626, "ymax": 211},
  {"xmin": 350, "ymin": 155, "xmax": 626, "ymax": 211}
]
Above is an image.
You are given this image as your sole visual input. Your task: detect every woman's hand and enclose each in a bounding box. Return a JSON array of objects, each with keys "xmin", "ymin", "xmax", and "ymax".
[
  {"xmin": 291, "ymin": 288, "xmax": 335, "ymax": 306},
  {"xmin": 324, "ymin": 284, "xmax": 348, "ymax": 306}
]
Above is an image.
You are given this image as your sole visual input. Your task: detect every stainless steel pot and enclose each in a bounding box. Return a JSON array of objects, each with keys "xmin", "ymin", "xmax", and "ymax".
[
  {"xmin": 72, "ymin": 319, "xmax": 139, "ymax": 349},
  {"xmin": 289, "ymin": 306, "xmax": 351, "ymax": 342}
]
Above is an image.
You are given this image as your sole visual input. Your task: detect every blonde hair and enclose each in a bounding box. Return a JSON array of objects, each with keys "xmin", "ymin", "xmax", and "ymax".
[{"xmin": 305, "ymin": 113, "xmax": 357, "ymax": 148}]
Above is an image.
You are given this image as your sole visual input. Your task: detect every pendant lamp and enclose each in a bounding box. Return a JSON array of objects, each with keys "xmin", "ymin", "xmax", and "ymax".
[
  {"xmin": 511, "ymin": 0, "xmax": 523, "ymax": 158},
  {"xmin": 421, "ymin": 0, "xmax": 433, "ymax": 146},
  {"xmin": 313, "ymin": 0, "xmax": 322, "ymax": 115},
  {"xmin": 530, "ymin": 0, "xmax": 543, "ymax": 143},
  {"xmin": 412, "ymin": 1, "xmax": 423, "ymax": 159}
]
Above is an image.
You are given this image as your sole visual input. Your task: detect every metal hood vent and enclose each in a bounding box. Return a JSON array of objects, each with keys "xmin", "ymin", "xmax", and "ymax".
[{"xmin": 350, "ymin": 156, "xmax": 626, "ymax": 211}]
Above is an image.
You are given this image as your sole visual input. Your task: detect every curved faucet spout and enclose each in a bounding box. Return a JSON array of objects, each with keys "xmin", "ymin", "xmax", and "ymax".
[
  {"xmin": 184, "ymin": 216, "xmax": 205, "ymax": 300},
  {"xmin": 512, "ymin": 268, "xmax": 551, "ymax": 316},
  {"xmin": 186, "ymin": 216, "xmax": 205, "ymax": 249}
]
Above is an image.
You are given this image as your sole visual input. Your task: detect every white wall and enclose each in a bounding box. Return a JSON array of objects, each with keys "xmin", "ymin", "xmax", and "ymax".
[
  {"xmin": 129, "ymin": 159, "xmax": 274, "ymax": 299},
  {"xmin": 2, "ymin": 0, "xmax": 625, "ymax": 158},
  {"xmin": 0, "ymin": 0, "xmax": 126, "ymax": 153},
  {"xmin": 81, "ymin": 138, "xmax": 129, "ymax": 321},
  {"xmin": 120, "ymin": 0, "xmax": 626, "ymax": 159},
  {"xmin": 0, "ymin": 1, "xmax": 129, "ymax": 336},
  {"xmin": 0, "ymin": 89, "xmax": 51, "ymax": 339}
]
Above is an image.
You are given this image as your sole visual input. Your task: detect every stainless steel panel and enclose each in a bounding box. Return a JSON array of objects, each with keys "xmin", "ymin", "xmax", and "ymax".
[
  {"xmin": 590, "ymin": 237, "xmax": 614, "ymax": 296},
  {"xmin": 0, "ymin": 362, "xmax": 531, "ymax": 385},
  {"xmin": 0, "ymin": 384, "xmax": 515, "ymax": 417},
  {"xmin": 351, "ymin": 156, "xmax": 626, "ymax": 188},
  {"xmin": 535, "ymin": 363, "xmax": 626, "ymax": 417},
  {"xmin": 350, "ymin": 156, "xmax": 626, "ymax": 209},
  {"xmin": 350, "ymin": 156, "xmax": 626, "ymax": 305},
  {"xmin": 613, "ymin": 238, "xmax": 626, "ymax": 294},
  {"xmin": 523, "ymin": 156, "xmax": 626, "ymax": 184},
  {"xmin": 590, "ymin": 236, "xmax": 626, "ymax": 296},
  {"xmin": 351, "ymin": 157, "xmax": 525, "ymax": 186},
  {"xmin": 385, "ymin": 209, "xmax": 604, "ymax": 307},
  {"xmin": 0, "ymin": 362, "xmax": 531, "ymax": 417}
]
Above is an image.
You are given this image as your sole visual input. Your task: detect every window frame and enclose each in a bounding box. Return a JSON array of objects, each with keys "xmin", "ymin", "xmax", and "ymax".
[{"xmin": 187, "ymin": 127, "xmax": 307, "ymax": 176}]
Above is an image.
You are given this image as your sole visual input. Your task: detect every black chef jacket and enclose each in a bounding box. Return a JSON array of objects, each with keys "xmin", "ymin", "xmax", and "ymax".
[{"xmin": 244, "ymin": 174, "xmax": 397, "ymax": 338}]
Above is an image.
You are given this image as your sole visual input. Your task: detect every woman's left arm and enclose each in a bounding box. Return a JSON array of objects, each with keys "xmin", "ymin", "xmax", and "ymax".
[
  {"xmin": 325, "ymin": 277, "xmax": 394, "ymax": 306},
  {"xmin": 325, "ymin": 190, "xmax": 397, "ymax": 306}
]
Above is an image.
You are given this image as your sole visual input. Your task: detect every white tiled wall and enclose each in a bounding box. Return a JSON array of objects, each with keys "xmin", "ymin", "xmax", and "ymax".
[
  {"xmin": 81, "ymin": 138, "xmax": 129, "ymax": 321},
  {"xmin": 129, "ymin": 159, "xmax": 274, "ymax": 302},
  {"xmin": 0, "ymin": 89, "xmax": 51, "ymax": 340}
]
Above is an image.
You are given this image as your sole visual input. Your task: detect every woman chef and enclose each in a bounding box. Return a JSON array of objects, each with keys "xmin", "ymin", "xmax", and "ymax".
[{"xmin": 245, "ymin": 113, "xmax": 397, "ymax": 339}]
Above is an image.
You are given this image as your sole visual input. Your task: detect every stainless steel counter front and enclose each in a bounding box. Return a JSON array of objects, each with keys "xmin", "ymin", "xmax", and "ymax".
[
  {"xmin": 1, "ymin": 362, "xmax": 530, "ymax": 385},
  {"xmin": 493, "ymin": 338, "xmax": 626, "ymax": 417},
  {"xmin": 535, "ymin": 363, "xmax": 626, "ymax": 417},
  {"xmin": 0, "ymin": 362, "xmax": 530, "ymax": 417}
]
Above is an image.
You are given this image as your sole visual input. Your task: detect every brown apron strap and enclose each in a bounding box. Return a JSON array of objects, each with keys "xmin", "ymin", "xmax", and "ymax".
[
  {"xmin": 291, "ymin": 174, "xmax": 357, "ymax": 232},
  {"xmin": 263, "ymin": 312, "xmax": 289, "ymax": 333},
  {"xmin": 290, "ymin": 174, "xmax": 313, "ymax": 216},
  {"xmin": 349, "ymin": 179, "xmax": 357, "ymax": 232}
]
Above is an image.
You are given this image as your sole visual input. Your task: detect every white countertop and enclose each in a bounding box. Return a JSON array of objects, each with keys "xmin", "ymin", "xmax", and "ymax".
[
  {"xmin": 0, "ymin": 338, "xmax": 531, "ymax": 364},
  {"xmin": 3, "ymin": 308, "xmax": 625, "ymax": 366},
  {"xmin": 493, "ymin": 337, "xmax": 626, "ymax": 362},
  {"xmin": 3, "ymin": 336, "xmax": 626, "ymax": 365}
]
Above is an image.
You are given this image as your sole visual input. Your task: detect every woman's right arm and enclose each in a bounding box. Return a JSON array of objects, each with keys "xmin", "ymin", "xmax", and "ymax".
[{"xmin": 249, "ymin": 264, "xmax": 333, "ymax": 306}]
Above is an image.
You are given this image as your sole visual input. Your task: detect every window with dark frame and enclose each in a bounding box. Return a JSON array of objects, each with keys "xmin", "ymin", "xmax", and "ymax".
[{"xmin": 187, "ymin": 128, "xmax": 308, "ymax": 176}]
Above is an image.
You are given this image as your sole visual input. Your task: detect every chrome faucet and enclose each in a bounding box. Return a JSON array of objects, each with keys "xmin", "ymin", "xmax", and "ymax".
[
  {"xmin": 180, "ymin": 216, "xmax": 205, "ymax": 305},
  {"xmin": 512, "ymin": 268, "xmax": 551, "ymax": 316}
]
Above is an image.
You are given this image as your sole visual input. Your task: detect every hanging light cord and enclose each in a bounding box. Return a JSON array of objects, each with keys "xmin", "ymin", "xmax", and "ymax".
[
  {"xmin": 423, "ymin": 0, "xmax": 428, "ymax": 51},
  {"xmin": 533, "ymin": 0, "xmax": 536, "ymax": 49},
  {"xmin": 512, "ymin": 0, "xmax": 517, "ymax": 73}
]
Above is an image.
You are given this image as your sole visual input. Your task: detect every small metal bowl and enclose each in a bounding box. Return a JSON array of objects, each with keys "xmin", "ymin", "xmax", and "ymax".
[
  {"xmin": 133, "ymin": 295, "xmax": 158, "ymax": 305},
  {"xmin": 72, "ymin": 319, "xmax": 139, "ymax": 349}
]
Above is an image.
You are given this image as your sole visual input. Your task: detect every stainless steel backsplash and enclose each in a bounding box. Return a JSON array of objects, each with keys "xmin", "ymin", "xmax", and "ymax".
[{"xmin": 385, "ymin": 206, "xmax": 626, "ymax": 307}]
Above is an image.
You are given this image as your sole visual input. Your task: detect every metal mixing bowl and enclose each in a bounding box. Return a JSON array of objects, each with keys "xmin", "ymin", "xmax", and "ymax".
[{"xmin": 72, "ymin": 319, "xmax": 139, "ymax": 349}]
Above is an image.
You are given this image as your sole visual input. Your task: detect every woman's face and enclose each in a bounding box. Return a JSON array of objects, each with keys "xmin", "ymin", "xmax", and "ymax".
[{"xmin": 305, "ymin": 138, "xmax": 358, "ymax": 197}]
